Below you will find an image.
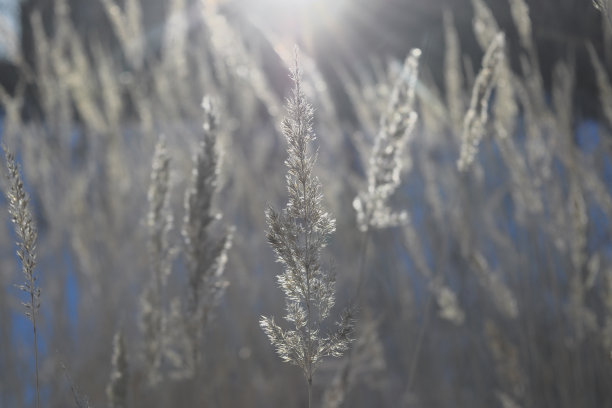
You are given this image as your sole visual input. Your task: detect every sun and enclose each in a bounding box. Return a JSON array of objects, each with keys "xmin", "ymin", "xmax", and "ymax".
[{"xmin": 239, "ymin": 0, "xmax": 349, "ymax": 42}]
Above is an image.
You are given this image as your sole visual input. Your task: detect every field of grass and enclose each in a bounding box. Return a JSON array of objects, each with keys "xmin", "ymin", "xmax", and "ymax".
[{"xmin": 2, "ymin": 0, "xmax": 612, "ymax": 407}]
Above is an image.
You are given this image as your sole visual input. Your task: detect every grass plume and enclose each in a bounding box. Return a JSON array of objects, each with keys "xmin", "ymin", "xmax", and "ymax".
[
  {"xmin": 4, "ymin": 146, "xmax": 40, "ymax": 408},
  {"xmin": 457, "ymin": 33, "xmax": 505, "ymax": 172},
  {"xmin": 176, "ymin": 96, "xmax": 233, "ymax": 377},
  {"xmin": 353, "ymin": 48, "xmax": 421, "ymax": 232},
  {"xmin": 140, "ymin": 138, "xmax": 173, "ymax": 386},
  {"xmin": 260, "ymin": 49, "xmax": 354, "ymax": 407},
  {"xmin": 107, "ymin": 331, "xmax": 129, "ymax": 408}
]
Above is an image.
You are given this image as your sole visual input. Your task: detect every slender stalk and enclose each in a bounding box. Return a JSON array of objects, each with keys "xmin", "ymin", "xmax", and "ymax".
[
  {"xmin": 406, "ymin": 288, "xmax": 433, "ymax": 392},
  {"xmin": 298, "ymin": 73, "xmax": 314, "ymax": 401},
  {"xmin": 333, "ymin": 231, "xmax": 369, "ymax": 407},
  {"xmin": 352, "ymin": 231, "xmax": 370, "ymax": 305},
  {"xmin": 33, "ymin": 324, "xmax": 40, "ymax": 408},
  {"xmin": 308, "ymin": 376, "xmax": 312, "ymax": 408}
]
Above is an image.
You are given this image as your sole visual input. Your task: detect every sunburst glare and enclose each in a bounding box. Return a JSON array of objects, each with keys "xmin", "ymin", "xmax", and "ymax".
[{"xmin": 239, "ymin": 0, "xmax": 348, "ymax": 42}]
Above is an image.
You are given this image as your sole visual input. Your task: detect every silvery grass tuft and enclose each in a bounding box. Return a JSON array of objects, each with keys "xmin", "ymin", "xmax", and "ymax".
[
  {"xmin": 140, "ymin": 138, "xmax": 173, "ymax": 385},
  {"xmin": 260, "ymin": 49, "xmax": 354, "ymax": 407},
  {"xmin": 106, "ymin": 331, "xmax": 129, "ymax": 408},
  {"xmin": 170, "ymin": 96, "xmax": 233, "ymax": 378},
  {"xmin": 4, "ymin": 146, "xmax": 41, "ymax": 408},
  {"xmin": 353, "ymin": 48, "xmax": 421, "ymax": 232},
  {"xmin": 457, "ymin": 33, "xmax": 505, "ymax": 172},
  {"xmin": 346, "ymin": 49, "xmax": 421, "ymax": 400}
]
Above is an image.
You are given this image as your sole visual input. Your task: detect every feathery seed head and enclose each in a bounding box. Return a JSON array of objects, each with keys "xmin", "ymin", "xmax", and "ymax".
[
  {"xmin": 354, "ymin": 48, "xmax": 421, "ymax": 231},
  {"xmin": 4, "ymin": 146, "xmax": 40, "ymax": 321},
  {"xmin": 107, "ymin": 331, "xmax": 129, "ymax": 408},
  {"xmin": 140, "ymin": 138, "xmax": 174, "ymax": 385},
  {"xmin": 167, "ymin": 96, "xmax": 232, "ymax": 379},
  {"xmin": 457, "ymin": 33, "xmax": 505, "ymax": 172},
  {"xmin": 261, "ymin": 49, "xmax": 353, "ymax": 380}
]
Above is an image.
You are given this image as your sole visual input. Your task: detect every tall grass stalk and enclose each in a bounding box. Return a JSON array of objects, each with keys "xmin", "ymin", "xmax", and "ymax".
[
  {"xmin": 107, "ymin": 331, "xmax": 129, "ymax": 408},
  {"xmin": 353, "ymin": 48, "xmax": 421, "ymax": 232},
  {"xmin": 4, "ymin": 147, "xmax": 40, "ymax": 408},
  {"xmin": 260, "ymin": 49, "xmax": 354, "ymax": 407},
  {"xmin": 179, "ymin": 96, "xmax": 232, "ymax": 377},
  {"xmin": 140, "ymin": 139, "xmax": 173, "ymax": 385},
  {"xmin": 457, "ymin": 33, "xmax": 505, "ymax": 172}
]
